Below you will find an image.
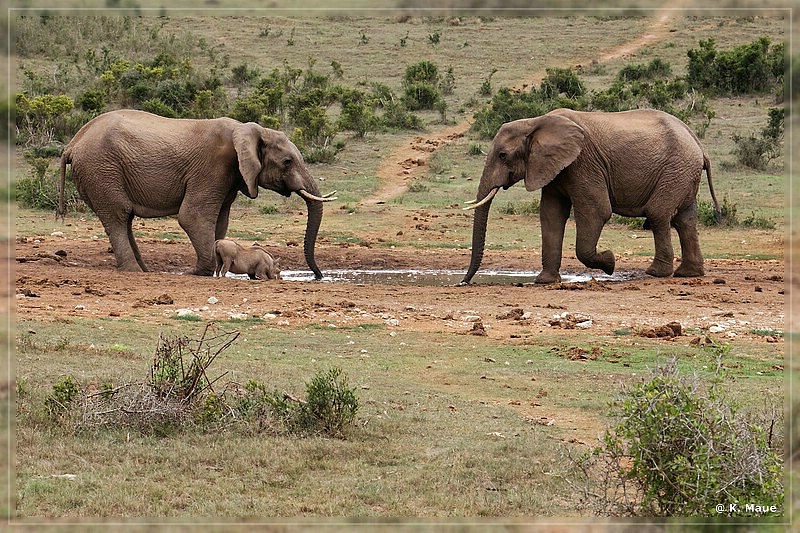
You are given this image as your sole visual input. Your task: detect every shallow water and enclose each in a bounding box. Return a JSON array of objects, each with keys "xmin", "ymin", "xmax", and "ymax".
[{"xmin": 247, "ymin": 268, "xmax": 643, "ymax": 285}]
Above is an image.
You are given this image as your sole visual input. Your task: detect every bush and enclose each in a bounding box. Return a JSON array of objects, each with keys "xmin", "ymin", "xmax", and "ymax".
[
  {"xmin": 732, "ymin": 107, "xmax": 784, "ymax": 170},
  {"xmin": 567, "ymin": 359, "xmax": 784, "ymax": 516},
  {"xmin": 539, "ymin": 67, "xmax": 586, "ymax": 99},
  {"xmin": 687, "ymin": 37, "xmax": 785, "ymax": 95},
  {"xmin": 403, "ymin": 81, "xmax": 441, "ymax": 111},
  {"xmin": 15, "ymin": 93, "xmax": 75, "ymax": 146}
]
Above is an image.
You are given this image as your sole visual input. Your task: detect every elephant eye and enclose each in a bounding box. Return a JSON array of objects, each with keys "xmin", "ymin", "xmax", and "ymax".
[
  {"xmin": 498, "ymin": 151, "xmax": 507, "ymax": 161},
  {"xmin": 283, "ymin": 157, "xmax": 293, "ymax": 168}
]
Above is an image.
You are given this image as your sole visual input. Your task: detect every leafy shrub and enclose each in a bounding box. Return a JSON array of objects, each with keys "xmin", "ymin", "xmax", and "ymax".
[
  {"xmin": 698, "ymin": 194, "xmax": 736, "ymax": 226},
  {"xmin": 141, "ymin": 98, "xmax": 177, "ymax": 118},
  {"xmin": 402, "ymin": 61, "xmax": 444, "ymax": 111},
  {"xmin": 16, "ymin": 150, "xmax": 83, "ymax": 212},
  {"xmin": 403, "ymin": 81, "xmax": 441, "ymax": 111},
  {"xmin": 45, "ymin": 375, "xmax": 80, "ymax": 418},
  {"xmin": 732, "ymin": 107, "xmax": 784, "ymax": 170},
  {"xmin": 15, "ymin": 93, "xmax": 75, "ymax": 146},
  {"xmin": 687, "ymin": 37, "xmax": 785, "ymax": 95},
  {"xmin": 567, "ymin": 359, "xmax": 783, "ymax": 516},
  {"xmin": 76, "ymin": 89, "xmax": 105, "ymax": 113},
  {"xmin": 539, "ymin": 67, "xmax": 586, "ymax": 99},
  {"xmin": 617, "ymin": 58, "xmax": 672, "ymax": 82}
]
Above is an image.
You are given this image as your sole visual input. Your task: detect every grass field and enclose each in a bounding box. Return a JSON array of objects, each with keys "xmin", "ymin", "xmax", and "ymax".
[{"xmin": 9, "ymin": 8, "xmax": 792, "ymax": 524}]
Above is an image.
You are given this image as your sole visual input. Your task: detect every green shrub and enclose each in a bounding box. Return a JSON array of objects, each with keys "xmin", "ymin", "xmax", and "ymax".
[
  {"xmin": 698, "ymin": 194, "xmax": 737, "ymax": 226},
  {"xmin": 140, "ymin": 98, "xmax": 177, "ymax": 118},
  {"xmin": 76, "ymin": 89, "xmax": 105, "ymax": 113},
  {"xmin": 539, "ymin": 67, "xmax": 586, "ymax": 99},
  {"xmin": 403, "ymin": 81, "xmax": 441, "ymax": 111},
  {"xmin": 15, "ymin": 93, "xmax": 75, "ymax": 146},
  {"xmin": 568, "ymin": 359, "xmax": 784, "ymax": 516},
  {"xmin": 732, "ymin": 108, "xmax": 784, "ymax": 170},
  {"xmin": 404, "ymin": 60, "xmax": 440, "ymax": 85},
  {"xmin": 301, "ymin": 368, "xmax": 359, "ymax": 437},
  {"xmin": 45, "ymin": 375, "xmax": 80, "ymax": 418},
  {"xmin": 687, "ymin": 36, "xmax": 785, "ymax": 95}
]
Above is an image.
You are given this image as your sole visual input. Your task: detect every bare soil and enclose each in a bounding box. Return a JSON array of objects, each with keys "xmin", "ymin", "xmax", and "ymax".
[{"xmin": 15, "ymin": 234, "xmax": 786, "ymax": 343}]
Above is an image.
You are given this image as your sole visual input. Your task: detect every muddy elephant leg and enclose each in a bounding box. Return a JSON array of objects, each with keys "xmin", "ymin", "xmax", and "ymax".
[
  {"xmin": 178, "ymin": 201, "xmax": 217, "ymax": 276},
  {"xmin": 535, "ymin": 188, "xmax": 572, "ymax": 284},
  {"xmin": 573, "ymin": 206, "xmax": 615, "ymax": 275},
  {"xmin": 644, "ymin": 214, "xmax": 675, "ymax": 277},
  {"xmin": 672, "ymin": 202, "xmax": 705, "ymax": 277},
  {"xmin": 98, "ymin": 210, "xmax": 143, "ymax": 272}
]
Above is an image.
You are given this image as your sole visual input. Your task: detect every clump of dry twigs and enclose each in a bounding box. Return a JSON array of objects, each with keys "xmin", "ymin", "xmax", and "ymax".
[{"xmin": 75, "ymin": 323, "xmax": 239, "ymax": 433}]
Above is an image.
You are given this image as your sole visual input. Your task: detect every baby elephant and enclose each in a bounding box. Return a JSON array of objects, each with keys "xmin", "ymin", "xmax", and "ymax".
[{"xmin": 213, "ymin": 239, "xmax": 281, "ymax": 280}]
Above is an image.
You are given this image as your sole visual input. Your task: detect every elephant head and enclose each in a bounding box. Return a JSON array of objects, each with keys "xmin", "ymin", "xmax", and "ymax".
[
  {"xmin": 461, "ymin": 114, "xmax": 585, "ymax": 284},
  {"xmin": 233, "ymin": 123, "xmax": 335, "ymax": 280}
]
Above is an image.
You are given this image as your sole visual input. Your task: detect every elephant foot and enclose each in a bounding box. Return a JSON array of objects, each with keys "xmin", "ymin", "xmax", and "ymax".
[
  {"xmin": 674, "ymin": 261, "xmax": 704, "ymax": 278},
  {"xmin": 188, "ymin": 266, "xmax": 214, "ymax": 276},
  {"xmin": 598, "ymin": 250, "xmax": 615, "ymax": 275},
  {"xmin": 117, "ymin": 262, "xmax": 144, "ymax": 273},
  {"xmin": 645, "ymin": 259, "xmax": 674, "ymax": 278},
  {"xmin": 535, "ymin": 270, "xmax": 561, "ymax": 284},
  {"xmin": 577, "ymin": 250, "xmax": 616, "ymax": 275}
]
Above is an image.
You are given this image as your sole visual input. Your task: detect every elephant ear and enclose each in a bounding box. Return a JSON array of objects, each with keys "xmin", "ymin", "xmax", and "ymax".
[
  {"xmin": 524, "ymin": 114, "xmax": 585, "ymax": 192},
  {"xmin": 232, "ymin": 122, "xmax": 264, "ymax": 199}
]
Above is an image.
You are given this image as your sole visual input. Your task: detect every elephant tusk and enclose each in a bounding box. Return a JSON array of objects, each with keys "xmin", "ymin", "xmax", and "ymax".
[
  {"xmin": 322, "ymin": 190, "xmax": 337, "ymax": 198},
  {"xmin": 463, "ymin": 188, "xmax": 499, "ymax": 210},
  {"xmin": 297, "ymin": 189, "xmax": 337, "ymax": 202},
  {"xmin": 463, "ymin": 199, "xmax": 477, "ymax": 205}
]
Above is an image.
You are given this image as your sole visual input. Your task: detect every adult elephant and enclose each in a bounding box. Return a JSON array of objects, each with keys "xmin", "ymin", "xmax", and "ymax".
[
  {"xmin": 58, "ymin": 109, "xmax": 335, "ymax": 278},
  {"xmin": 461, "ymin": 108, "xmax": 719, "ymax": 285}
]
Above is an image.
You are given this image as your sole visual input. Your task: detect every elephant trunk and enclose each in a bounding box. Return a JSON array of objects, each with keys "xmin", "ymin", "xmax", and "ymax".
[
  {"xmin": 303, "ymin": 197, "xmax": 324, "ymax": 280},
  {"xmin": 460, "ymin": 197, "xmax": 494, "ymax": 285}
]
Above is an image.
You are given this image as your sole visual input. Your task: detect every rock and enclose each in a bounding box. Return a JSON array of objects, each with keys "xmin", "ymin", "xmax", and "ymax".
[
  {"xmin": 155, "ymin": 294, "xmax": 174, "ymax": 305},
  {"xmin": 765, "ymin": 335, "xmax": 778, "ymax": 343},
  {"xmin": 470, "ymin": 321, "xmax": 487, "ymax": 336},
  {"xmin": 207, "ymin": 296, "xmax": 219, "ymax": 304},
  {"xmin": 496, "ymin": 308, "xmax": 524, "ymax": 320}
]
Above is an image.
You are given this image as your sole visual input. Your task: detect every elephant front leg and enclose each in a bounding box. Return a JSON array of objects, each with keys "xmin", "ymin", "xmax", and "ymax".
[
  {"xmin": 536, "ymin": 189, "xmax": 572, "ymax": 284},
  {"xmin": 178, "ymin": 203, "xmax": 217, "ymax": 276}
]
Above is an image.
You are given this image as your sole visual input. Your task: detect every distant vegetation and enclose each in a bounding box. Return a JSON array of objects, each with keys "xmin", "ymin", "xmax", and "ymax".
[
  {"xmin": 11, "ymin": 15, "xmax": 787, "ymax": 216},
  {"xmin": 471, "ymin": 36, "xmax": 785, "ymax": 144}
]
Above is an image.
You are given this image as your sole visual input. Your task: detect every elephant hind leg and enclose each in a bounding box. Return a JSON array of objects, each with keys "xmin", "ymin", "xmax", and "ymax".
[
  {"xmin": 672, "ymin": 203, "xmax": 704, "ymax": 277},
  {"xmin": 573, "ymin": 209, "xmax": 615, "ymax": 275},
  {"xmin": 644, "ymin": 214, "xmax": 675, "ymax": 277},
  {"xmin": 99, "ymin": 210, "xmax": 144, "ymax": 272}
]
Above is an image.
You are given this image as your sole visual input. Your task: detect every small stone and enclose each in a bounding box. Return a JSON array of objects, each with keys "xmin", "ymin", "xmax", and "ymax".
[{"xmin": 207, "ymin": 296, "xmax": 219, "ymax": 304}]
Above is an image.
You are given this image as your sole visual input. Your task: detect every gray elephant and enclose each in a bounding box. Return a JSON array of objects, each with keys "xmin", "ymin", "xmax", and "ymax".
[
  {"xmin": 58, "ymin": 109, "xmax": 335, "ymax": 278},
  {"xmin": 462, "ymin": 108, "xmax": 720, "ymax": 285},
  {"xmin": 214, "ymin": 239, "xmax": 280, "ymax": 280}
]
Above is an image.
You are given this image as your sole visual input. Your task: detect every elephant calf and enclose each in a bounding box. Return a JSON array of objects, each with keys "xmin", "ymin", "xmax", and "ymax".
[{"xmin": 214, "ymin": 239, "xmax": 280, "ymax": 280}]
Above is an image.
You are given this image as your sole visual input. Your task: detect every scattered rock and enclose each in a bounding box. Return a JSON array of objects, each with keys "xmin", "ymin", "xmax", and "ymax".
[
  {"xmin": 549, "ymin": 312, "xmax": 592, "ymax": 329},
  {"xmin": 712, "ymin": 278, "xmax": 726, "ymax": 284},
  {"xmin": 638, "ymin": 321, "xmax": 682, "ymax": 338},
  {"xmin": 54, "ymin": 249, "xmax": 67, "ymax": 257},
  {"xmin": 470, "ymin": 321, "xmax": 487, "ymax": 336},
  {"xmin": 496, "ymin": 308, "xmax": 525, "ymax": 320},
  {"xmin": 208, "ymin": 296, "xmax": 219, "ymax": 305},
  {"xmin": 765, "ymin": 335, "xmax": 778, "ymax": 343}
]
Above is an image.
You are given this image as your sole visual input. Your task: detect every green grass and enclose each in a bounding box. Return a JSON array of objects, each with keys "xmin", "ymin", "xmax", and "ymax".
[{"xmin": 15, "ymin": 300, "xmax": 785, "ymax": 517}]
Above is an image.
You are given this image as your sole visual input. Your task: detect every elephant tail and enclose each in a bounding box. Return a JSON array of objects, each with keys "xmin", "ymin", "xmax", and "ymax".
[
  {"xmin": 703, "ymin": 153, "xmax": 721, "ymax": 223},
  {"xmin": 57, "ymin": 149, "xmax": 71, "ymax": 221}
]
